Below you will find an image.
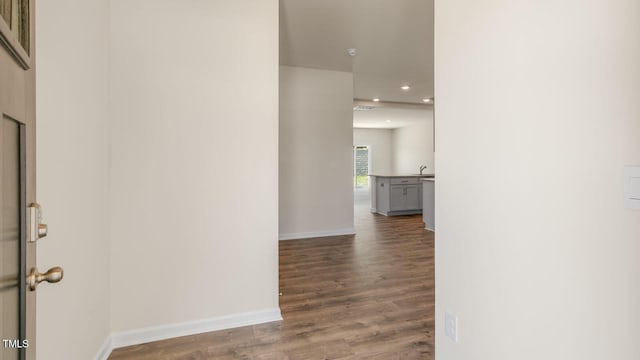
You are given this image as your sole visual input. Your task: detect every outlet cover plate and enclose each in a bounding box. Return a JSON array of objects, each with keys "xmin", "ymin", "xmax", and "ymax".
[{"xmin": 445, "ymin": 312, "xmax": 458, "ymax": 343}]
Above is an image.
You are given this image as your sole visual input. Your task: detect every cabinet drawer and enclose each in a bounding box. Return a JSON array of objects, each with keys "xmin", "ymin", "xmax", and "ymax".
[{"xmin": 390, "ymin": 177, "xmax": 419, "ymax": 185}]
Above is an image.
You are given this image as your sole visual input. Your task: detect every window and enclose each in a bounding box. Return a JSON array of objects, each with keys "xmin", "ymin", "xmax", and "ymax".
[{"xmin": 0, "ymin": 0, "xmax": 30, "ymax": 58}]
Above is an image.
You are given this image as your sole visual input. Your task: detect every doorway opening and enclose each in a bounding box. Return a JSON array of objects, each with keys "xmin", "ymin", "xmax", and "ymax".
[
  {"xmin": 353, "ymin": 145, "xmax": 370, "ymax": 189},
  {"xmin": 279, "ymin": 1, "xmax": 435, "ymax": 357},
  {"xmin": 353, "ymin": 145, "xmax": 371, "ymax": 208}
]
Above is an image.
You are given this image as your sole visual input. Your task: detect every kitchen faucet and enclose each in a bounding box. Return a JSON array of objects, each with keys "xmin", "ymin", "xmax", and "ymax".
[{"xmin": 419, "ymin": 165, "xmax": 427, "ymax": 175}]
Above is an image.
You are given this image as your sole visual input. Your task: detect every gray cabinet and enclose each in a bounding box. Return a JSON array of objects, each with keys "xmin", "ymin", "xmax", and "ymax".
[
  {"xmin": 375, "ymin": 177, "xmax": 422, "ymax": 216},
  {"xmin": 390, "ymin": 185, "xmax": 419, "ymax": 211},
  {"xmin": 389, "ymin": 186, "xmax": 406, "ymax": 211}
]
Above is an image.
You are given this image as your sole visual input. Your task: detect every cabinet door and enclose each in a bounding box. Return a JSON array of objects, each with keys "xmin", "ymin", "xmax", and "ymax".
[
  {"xmin": 389, "ymin": 186, "xmax": 405, "ymax": 211},
  {"xmin": 404, "ymin": 185, "xmax": 420, "ymax": 210}
]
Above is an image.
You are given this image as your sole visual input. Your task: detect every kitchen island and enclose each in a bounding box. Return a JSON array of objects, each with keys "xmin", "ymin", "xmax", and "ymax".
[
  {"xmin": 422, "ymin": 178, "xmax": 435, "ymax": 231},
  {"xmin": 369, "ymin": 174, "xmax": 434, "ymax": 216}
]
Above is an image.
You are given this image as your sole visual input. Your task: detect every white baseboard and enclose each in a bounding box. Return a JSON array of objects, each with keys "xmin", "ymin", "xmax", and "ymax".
[
  {"xmin": 96, "ymin": 308, "xmax": 282, "ymax": 358},
  {"xmin": 94, "ymin": 336, "xmax": 113, "ymax": 360},
  {"xmin": 279, "ymin": 228, "xmax": 356, "ymax": 240}
]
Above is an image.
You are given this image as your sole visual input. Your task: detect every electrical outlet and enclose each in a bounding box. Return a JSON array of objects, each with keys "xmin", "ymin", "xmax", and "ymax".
[{"xmin": 445, "ymin": 312, "xmax": 458, "ymax": 342}]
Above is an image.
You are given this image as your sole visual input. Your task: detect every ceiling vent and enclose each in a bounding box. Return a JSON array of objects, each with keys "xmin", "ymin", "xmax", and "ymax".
[{"xmin": 353, "ymin": 105, "xmax": 376, "ymax": 111}]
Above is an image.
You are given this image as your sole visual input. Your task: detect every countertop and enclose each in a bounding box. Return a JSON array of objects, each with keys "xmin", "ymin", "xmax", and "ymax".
[{"xmin": 369, "ymin": 174, "xmax": 435, "ymax": 178}]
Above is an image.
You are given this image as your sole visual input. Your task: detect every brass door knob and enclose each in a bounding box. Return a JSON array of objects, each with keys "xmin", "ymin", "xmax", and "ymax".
[{"xmin": 27, "ymin": 266, "xmax": 63, "ymax": 291}]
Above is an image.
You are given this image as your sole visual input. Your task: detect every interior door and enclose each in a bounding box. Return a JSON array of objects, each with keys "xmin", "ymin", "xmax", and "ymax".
[{"xmin": 1, "ymin": 2, "xmax": 62, "ymax": 359}]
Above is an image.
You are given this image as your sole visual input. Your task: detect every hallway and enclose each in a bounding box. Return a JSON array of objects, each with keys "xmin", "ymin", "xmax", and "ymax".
[{"xmin": 110, "ymin": 204, "xmax": 435, "ymax": 359}]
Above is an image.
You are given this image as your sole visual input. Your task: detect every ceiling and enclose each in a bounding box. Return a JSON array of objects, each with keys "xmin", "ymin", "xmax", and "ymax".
[
  {"xmin": 279, "ymin": 0, "xmax": 434, "ymax": 105},
  {"xmin": 353, "ymin": 101, "xmax": 432, "ymax": 129}
]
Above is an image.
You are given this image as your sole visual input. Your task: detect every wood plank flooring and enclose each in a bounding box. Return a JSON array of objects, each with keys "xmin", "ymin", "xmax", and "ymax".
[{"xmin": 109, "ymin": 199, "xmax": 435, "ymax": 359}]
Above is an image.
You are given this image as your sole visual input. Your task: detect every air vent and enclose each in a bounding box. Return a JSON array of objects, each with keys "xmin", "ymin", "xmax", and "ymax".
[{"xmin": 353, "ymin": 105, "xmax": 376, "ymax": 111}]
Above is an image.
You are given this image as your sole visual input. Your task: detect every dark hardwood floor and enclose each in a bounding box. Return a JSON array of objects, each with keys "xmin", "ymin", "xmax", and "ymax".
[{"xmin": 109, "ymin": 192, "xmax": 435, "ymax": 359}]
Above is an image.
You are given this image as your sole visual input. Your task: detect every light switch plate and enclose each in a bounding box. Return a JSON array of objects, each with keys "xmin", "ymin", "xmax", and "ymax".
[
  {"xmin": 625, "ymin": 166, "xmax": 640, "ymax": 209},
  {"xmin": 630, "ymin": 177, "xmax": 640, "ymax": 200}
]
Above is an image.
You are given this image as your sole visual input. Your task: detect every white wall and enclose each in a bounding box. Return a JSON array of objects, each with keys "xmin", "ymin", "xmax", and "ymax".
[
  {"xmin": 109, "ymin": 0, "xmax": 279, "ymax": 333},
  {"xmin": 435, "ymin": 1, "xmax": 640, "ymax": 359},
  {"xmin": 353, "ymin": 128, "xmax": 393, "ymax": 175},
  {"xmin": 279, "ymin": 66, "xmax": 354, "ymax": 239},
  {"xmin": 36, "ymin": 1, "xmax": 111, "ymax": 359},
  {"xmin": 392, "ymin": 114, "xmax": 434, "ymax": 174}
]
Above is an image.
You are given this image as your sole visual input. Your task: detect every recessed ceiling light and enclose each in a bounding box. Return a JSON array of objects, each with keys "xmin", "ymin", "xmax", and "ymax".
[
  {"xmin": 385, "ymin": 120, "xmax": 392, "ymax": 123},
  {"xmin": 401, "ymin": 85, "xmax": 411, "ymax": 91},
  {"xmin": 422, "ymin": 97, "xmax": 432, "ymax": 103},
  {"xmin": 372, "ymin": 98, "xmax": 380, "ymax": 102}
]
